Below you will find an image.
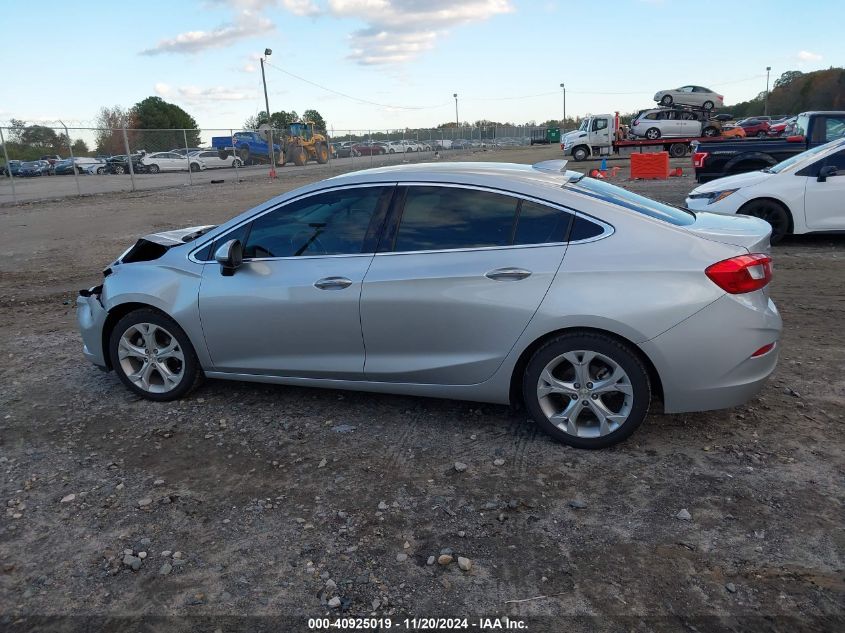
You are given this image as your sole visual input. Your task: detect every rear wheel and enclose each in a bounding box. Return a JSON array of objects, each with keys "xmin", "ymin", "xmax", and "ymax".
[
  {"xmin": 702, "ymin": 126, "xmax": 719, "ymax": 137},
  {"xmin": 756, "ymin": 131, "xmax": 767, "ymax": 138},
  {"xmin": 231, "ymin": 159, "xmax": 240, "ymax": 168},
  {"xmin": 190, "ymin": 163, "xmax": 200, "ymax": 172},
  {"xmin": 668, "ymin": 143, "xmax": 687, "ymax": 158},
  {"xmin": 522, "ymin": 332, "xmax": 651, "ymax": 449},
  {"xmin": 645, "ymin": 127, "xmax": 661, "ymax": 140},
  {"xmin": 238, "ymin": 147, "xmax": 250, "ymax": 165},
  {"xmin": 114, "ymin": 165, "xmax": 126, "ymax": 174},
  {"xmin": 109, "ymin": 309, "xmax": 202, "ymax": 401},
  {"xmin": 292, "ymin": 147, "xmax": 307, "ymax": 166},
  {"xmin": 315, "ymin": 142, "xmax": 329, "ymax": 164},
  {"xmin": 739, "ymin": 199, "xmax": 791, "ymax": 245}
]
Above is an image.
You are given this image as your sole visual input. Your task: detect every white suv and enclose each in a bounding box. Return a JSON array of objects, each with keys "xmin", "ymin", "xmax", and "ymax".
[{"xmin": 631, "ymin": 109, "xmax": 719, "ymax": 140}]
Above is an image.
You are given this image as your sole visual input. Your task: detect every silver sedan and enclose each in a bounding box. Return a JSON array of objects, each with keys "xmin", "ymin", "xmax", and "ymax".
[{"xmin": 77, "ymin": 161, "xmax": 781, "ymax": 448}]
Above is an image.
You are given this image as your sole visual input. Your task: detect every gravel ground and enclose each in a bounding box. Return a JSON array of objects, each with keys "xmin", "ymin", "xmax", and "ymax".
[{"xmin": 0, "ymin": 146, "xmax": 843, "ymax": 632}]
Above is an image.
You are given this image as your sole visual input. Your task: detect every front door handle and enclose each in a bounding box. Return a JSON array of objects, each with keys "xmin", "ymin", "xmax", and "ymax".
[
  {"xmin": 485, "ymin": 267, "xmax": 532, "ymax": 281},
  {"xmin": 314, "ymin": 276, "xmax": 353, "ymax": 290}
]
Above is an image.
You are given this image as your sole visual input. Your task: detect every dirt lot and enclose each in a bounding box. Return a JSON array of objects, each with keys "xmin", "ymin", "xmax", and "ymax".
[{"xmin": 0, "ymin": 146, "xmax": 843, "ymax": 632}]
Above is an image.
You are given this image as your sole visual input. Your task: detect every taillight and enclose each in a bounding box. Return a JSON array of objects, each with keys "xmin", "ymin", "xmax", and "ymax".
[
  {"xmin": 705, "ymin": 254, "xmax": 773, "ymax": 294},
  {"xmin": 751, "ymin": 342, "xmax": 776, "ymax": 357},
  {"xmin": 693, "ymin": 151, "xmax": 709, "ymax": 168},
  {"xmin": 718, "ymin": 95, "xmax": 723, "ymax": 100}
]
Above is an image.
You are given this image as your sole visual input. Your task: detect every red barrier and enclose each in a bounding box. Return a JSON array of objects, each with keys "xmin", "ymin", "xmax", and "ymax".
[{"xmin": 630, "ymin": 152, "xmax": 670, "ymax": 180}]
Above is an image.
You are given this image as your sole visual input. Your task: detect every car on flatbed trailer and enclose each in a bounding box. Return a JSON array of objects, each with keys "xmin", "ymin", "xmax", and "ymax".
[
  {"xmin": 561, "ymin": 112, "xmax": 726, "ymax": 161},
  {"xmin": 692, "ymin": 111, "xmax": 845, "ymax": 182}
]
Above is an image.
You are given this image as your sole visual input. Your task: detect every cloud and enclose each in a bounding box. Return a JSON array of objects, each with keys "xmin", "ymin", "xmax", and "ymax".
[
  {"xmin": 327, "ymin": 0, "xmax": 514, "ymax": 65},
  {"xmin": 140, "ymin": 13, "xmax": 274, "ymax": 55},
  {"xmin": 797, "ymin": 50, "xmax": 822, "ymax": 62},
  {"xmin": 281, "ymin": 0, "xmax": 320, "ymax": 15},
  {"xmin": 155, "ymin": 82, "xmax": 257, "ymax": 103}
]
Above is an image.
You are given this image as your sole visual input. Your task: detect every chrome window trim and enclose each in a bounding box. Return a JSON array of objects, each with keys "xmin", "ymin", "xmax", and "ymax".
[{"xmin": 188, "ymin": 179, "xmax": 614, "ymax": 263}]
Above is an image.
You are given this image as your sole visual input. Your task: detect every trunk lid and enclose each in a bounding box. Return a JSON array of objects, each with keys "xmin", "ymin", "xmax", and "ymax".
[{"xmin": 685, "ymin": 211, "xmax": 771, "ymax": 253}]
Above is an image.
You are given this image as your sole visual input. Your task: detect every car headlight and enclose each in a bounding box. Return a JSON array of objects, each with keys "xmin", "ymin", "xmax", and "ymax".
[{"xmin": 688, "ymin": 189, "xmax": 739, "ymax": 204}]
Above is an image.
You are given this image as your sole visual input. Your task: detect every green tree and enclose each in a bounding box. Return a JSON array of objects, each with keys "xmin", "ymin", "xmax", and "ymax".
[
  {"xmin": 302, "ymin": 109, "xmax": 327, "ymax": 132},
  {"xmin": 71, "ymin": 139, "xmax": 90, "ymax": 156},
  {"xmin": 131, "ymin": 96, "xmax": 200, "ymax": 150},
  {"xmin": 774, "ymin": 70, "xmax": 803, "ymax": 89},
  {"xmin": 95, "ymin": 106, "xmax": 136, "ymax": 155}
]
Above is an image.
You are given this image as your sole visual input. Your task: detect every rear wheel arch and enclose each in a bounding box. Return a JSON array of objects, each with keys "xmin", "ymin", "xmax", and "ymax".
[
  {"xmin": 724, "ymin": 153, "xmax": 778, "ymax": 175},
  {"xmin": 508, "ymin": 326, "xmax": 664, "ymax": 411}
]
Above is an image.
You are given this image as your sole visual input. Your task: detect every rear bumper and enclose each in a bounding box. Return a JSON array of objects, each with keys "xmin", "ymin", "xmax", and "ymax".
[
  {"xmin": 642, "ymin": 293, "xmax": 781, "ymax": 413},
  {"xmin": 77, "ymin": 287, "xmax": 108, "ymax": 369}
]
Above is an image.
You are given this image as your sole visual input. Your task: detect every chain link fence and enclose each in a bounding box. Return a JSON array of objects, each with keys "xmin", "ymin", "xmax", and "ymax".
[{"xmin": 0, "ymin": 123, "xmax": 550, "ymax": 204}]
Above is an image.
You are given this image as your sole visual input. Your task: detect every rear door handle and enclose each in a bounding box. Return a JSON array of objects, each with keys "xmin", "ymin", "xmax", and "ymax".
[
  {"xmin": 485, "ymin": 267, "xmax": 532, "ymax": 281},
  {"xmin": 314, "ymin": 276, "xmax": 353, "ymax": 290}
]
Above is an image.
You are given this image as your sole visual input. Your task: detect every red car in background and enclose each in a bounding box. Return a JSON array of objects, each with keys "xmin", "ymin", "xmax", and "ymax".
[
  {"xmin": 351, "ymin": 142, "xmax": 386, "ymax": 156},
  {"xmin": 768, "ymin": 116, "xmax": 797, "ymax": 137},
  {"xmin": 736, "ymin": 118, "xmax": 771, "ymax": 137}
]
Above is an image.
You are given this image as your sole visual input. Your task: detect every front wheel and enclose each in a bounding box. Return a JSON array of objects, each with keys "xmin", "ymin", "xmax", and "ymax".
[
  {"xmin": 702, "ymin": 127, "xmax": 719, "ymax": 137},
  {"xmin": 660, "ymin": 95, "xmax": 673, "ymax": 106},
  {"xmin": 97, "ymin": 167, "xmax": 106, "ymax": 174},
  {"xmin": 388, "ymin": 149, "xmax": 395, "ymax": 154},
  {"xmin": 756, "ymin": 131, "xmax": 767, "ymax": 138},
  {"xmin": 522, "ymin": 332, "xmax": 651, "ymax": 449},
  {"xmin": 739, "ymin": 199, "xmax": 791, "ymax": 245},
  {"xmin": 108, "ymin": 309, "xmax": 202, "ymax": 401},
  {"xmin": 315, "ymin": 142, "xmax": 329, "ymax": 164},
  {"xmin": 232, "ymin": 159, "xmax": 241, "ymax": 168},
  {"xmin": 668, "ymin": 143, "xmax": 687, "ymax": 158},
  {"xmin": 703, "ymin": 100, "xmax": 715, "ymax": 111},
  {"xmin": 189, "ymin": 163, "xmax": 199, "ymax": 172},
  {"xmin": 572, "ymin": 146, "xmax": 589, "ymax": 161},
  {"xmin": 147, "ymin": 164, "xmax": 160, "ymax": 174}
]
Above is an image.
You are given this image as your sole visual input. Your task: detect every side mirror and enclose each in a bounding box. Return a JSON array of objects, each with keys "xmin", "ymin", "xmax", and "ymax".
[
  {"xmin": 215, "ymin": 239, "xmax": 243, "ymax": 276},
  {"xmin": 818, "ymin": 165, "xmax": 838, "ymax": 182}
]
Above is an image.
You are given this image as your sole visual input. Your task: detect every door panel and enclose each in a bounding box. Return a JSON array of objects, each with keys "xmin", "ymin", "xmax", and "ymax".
[
  {"xmin": 199, "ymin": 256, "xmax": 373, "ymax": 377},
  {"xmin": 361, "ymin": 245, "xmax": 567, "ymax": 385},
  {"xmin": 804, "ymin": 175, "xmax": 845, "ymax": 229}
]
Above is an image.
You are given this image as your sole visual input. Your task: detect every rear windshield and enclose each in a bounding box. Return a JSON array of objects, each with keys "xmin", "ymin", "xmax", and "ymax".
[{"xmin": 568, "ymin": 177, "xmax": 696, "ymax": 226}]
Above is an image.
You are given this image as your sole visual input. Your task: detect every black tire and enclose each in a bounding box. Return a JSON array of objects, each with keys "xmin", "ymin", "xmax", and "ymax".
[
  {"xmin": 660, "ymin": 95, "xmax": 673, "ymax": 106},
  {"xmin": 238, "ymin": 147, "xmax": 250, "ymax": 165},
  {"xmin": 756, "ymin": 131, "xmax": 767, "ymax": 138},
  {"xmin": 315, "ymin": 142, "xmax": 329, "ymax": 164},
  {"xmin": 645, "ymin": 127, "xmax": 661, "ymax": 140},
  {"xmin": 739, "ymin": 199, "xmax": 791, "ymax": 245},
  {"xmin": 668, "ymin": 143, "xmax": 687, "ymax": 158},
  {"xmin": 190, "ymin": 163, "xmax": 199, "ymax": 172},
  {"xmin": 97, "ymin": 167, "xmax": 106, "ymax": 175},
  {"xmin": 572, "ymin": 146, "xmax": 589, "ymax": 161},
  {"xmin": 702, "ymin": 126, "xmax": 719, "ymax": 137},
  {"xmin": 108, "ymin": 309, "xmax": 202, "ymax": 402},
  {"xmin": 114, "ymin": 165, "xmax": 126, "ymax": 174},
  {"xmin": 522, "ymin": 332, "xmax": 651, "ymax": 449},
  {"xmin": 148, "ymin": 164, "xmax": 160, "ymax": 174},
  {"xmin": 292, "ymin": 148, "xmax": 307, "ymax": 166},
  {"xmin": 231, "ymin": 159, "xmax": 240, "ymax": 168},
  {"xmin": 703, "ymin": 100, "xmax": 715, "ymax": 111},
  {"xmin": 388, "ymin": 149, "xmax": 395, "ymax": 154}
]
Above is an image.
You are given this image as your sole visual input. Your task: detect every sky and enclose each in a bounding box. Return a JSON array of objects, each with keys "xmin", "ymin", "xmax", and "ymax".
[{"xmin": 2, "ymin": 0, "xmax": 839, "ymax": 134}]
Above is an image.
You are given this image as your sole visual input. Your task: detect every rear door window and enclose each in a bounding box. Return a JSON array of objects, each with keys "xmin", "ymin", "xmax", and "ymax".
[
  {"xmin": 392, "ymin": 186, "xmax": 518, "ymax": 251},
  {"xmin": 514, "ymin": 200, "xmax": 574, "ymax": 245}
]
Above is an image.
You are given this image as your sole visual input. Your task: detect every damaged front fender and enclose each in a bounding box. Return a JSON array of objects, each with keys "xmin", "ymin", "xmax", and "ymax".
[{"xmin": 77, "ymin": 285, "xmax": 108, "ymax": 369}]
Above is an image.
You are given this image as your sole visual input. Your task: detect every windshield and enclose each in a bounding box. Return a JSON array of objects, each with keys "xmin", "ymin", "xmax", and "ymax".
[
  {"xmin": 767, "ymin": 139, "xmax": 844, "ymax": 174},
  {"xmin": 578, "ymin": 119, "xmax": 589, "ymax": 132},
  {"xmin": 568, "ymin": 176, "xmax": 695, "ymax": 225}
]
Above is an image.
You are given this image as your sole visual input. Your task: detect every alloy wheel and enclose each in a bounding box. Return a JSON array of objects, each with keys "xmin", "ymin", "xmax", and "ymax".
[
  {"xmin": 117, "ymin": 323, "xmax": 185, "ymax": 394},
  {"xmin": 536, "ymin": 350, "xmax": 634, "ymax": 438}
]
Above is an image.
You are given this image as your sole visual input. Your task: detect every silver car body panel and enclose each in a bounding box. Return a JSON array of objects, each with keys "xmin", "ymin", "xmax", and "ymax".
[{"xmin": 77, "ymin": 162, "xmax": 781, "ymax": 412}]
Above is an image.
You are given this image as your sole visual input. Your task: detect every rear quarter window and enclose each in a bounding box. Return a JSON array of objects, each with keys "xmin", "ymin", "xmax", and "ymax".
[{"xmin": 568, "ymin": 177, "xmax": 696, "ymax": 226}]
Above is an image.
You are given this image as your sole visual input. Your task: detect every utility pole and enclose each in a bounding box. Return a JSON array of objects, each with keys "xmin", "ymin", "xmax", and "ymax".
[
  {"xmin": 260, "ymin": 48, "xmax": 276, "ymax": 179},
  {"xmin": 764, "ymin": 66, "xmax": 771, "ymax": 116},
  {"xmin": 560, "ymin": 83, "xmax": 566, "ymax": 132},
  {"xmin": 454, "ymin": 93, "xmax": 459, "ymax": 135}
]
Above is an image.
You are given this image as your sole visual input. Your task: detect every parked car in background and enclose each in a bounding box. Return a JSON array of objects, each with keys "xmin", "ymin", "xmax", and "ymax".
[
  {"xmin": 141, "ymin": 152, "xmax": 205, "ymax": 173},
  {"xmin": 77, "ymin": 160, "xmax": 780, "ymax": 449},
  {"xmin": 172, "ymin": 148, "xmax": 205, "ymax": 156},
  {"xmin": 736, "ymin": 118, "xmax": 771, "ymax": 137},
  {"xmin": 451, "ymin": 139, "xmax": 472, "ymax": 149},
  {"xmin": 40, "ymin": 154, "xmax": 62, "ymax": 166},
  {"xmin": 191, "ymin": 150, "xmax": 242, "ymax": 169},
  {"xmin": 54, "ymin": 157, "xmax": 108, "ymax": 175},
  {"xmin": 385, "ymin": 140, "xmax": 415, "ymax": 153},
  {"xmin": 768, "ymin": 116, "xmax": 797, "ymax": 137},
  {"xmin": 105, "ymin": 154, "xmax": 147, "ymax": 175},
  {"xmin": 331, "ymin": 142, "xmax": 354, "ymax": 158},
  {"xmin": 687, "ymin": 138, "xmax": 845, "ymax": 243},
  {"xmin": 351, "ymin": 142, "xmax": 386, "ymax": 156},
  {"xmin": 2, "ymin": 160, "xmax": 22, "ymax": 177},
  {"xmin": 18, "ymin": 160, "xmax": 50, "ymax": 177},
  {"xmin": 654, "ymin": 86, "xmax": 724, "ymax": 110},
  {"xmin": 631, "ymin": 108, "xmax": 720, "ymax": 139},
  {"xmin": 720, "ymin": 125, "xmax": 746, "ymax": 138}
]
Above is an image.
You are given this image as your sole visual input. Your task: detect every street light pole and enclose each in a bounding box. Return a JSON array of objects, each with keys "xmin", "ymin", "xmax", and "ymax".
[
  {"xmin": 454, "ymin": 93, "xmax": 459, "ymax": 137},
  {"xmin": 560, "ymin": 83, "xmax": 566, "ymax": 132},
  {"xmin": 764, "ymin": 66, "xmax": 771, "ymax": 116},
  {"xmin": 260, "ymin": 48, "xmax": 276, "ymax": 179}
]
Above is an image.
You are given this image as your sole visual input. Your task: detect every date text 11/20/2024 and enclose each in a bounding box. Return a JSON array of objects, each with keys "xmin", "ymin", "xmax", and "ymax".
[{"xmin": 308, "ymin": 617, "xmax": 528, "ymax": 630}]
